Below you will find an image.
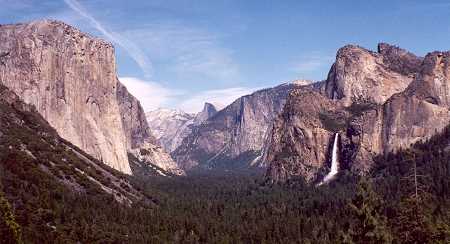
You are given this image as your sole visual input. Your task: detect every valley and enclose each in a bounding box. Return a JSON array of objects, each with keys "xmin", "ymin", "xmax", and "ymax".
[{"xmin": 1, "ymin": 19, "xmax": 450, "ymax": 243}]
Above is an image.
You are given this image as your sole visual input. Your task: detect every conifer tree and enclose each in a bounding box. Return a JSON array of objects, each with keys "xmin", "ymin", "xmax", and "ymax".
[
  {"xmin": 0, "ymin": 192, "xmax": 23, "ymax": 244},
  {"xmin": 395, "ymin": 148, "xmax": 436, "ymax": 243},
  {"xmin": 342, "ymin": 178, "xmax": 392, "ymax": 244},
  {"xmin": 395, "ymin": 193, "xmax": 435, "ymax": 243},
  {"xmin": 432, "ymin": 220, "xmax": 450, "ymax": 243}
]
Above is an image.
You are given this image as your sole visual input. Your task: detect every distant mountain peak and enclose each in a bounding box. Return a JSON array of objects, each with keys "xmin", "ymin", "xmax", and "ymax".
[
  {"xmin": 146, "ymin": 108, "xmax": 195, "ymax": 152},
  {"xmin": 194, "ymin": 102, "xmax": 225, "ymax": 126},
  {"xmin": 286, "ymin": 78, "xmax": 313, "ymax": 86}
]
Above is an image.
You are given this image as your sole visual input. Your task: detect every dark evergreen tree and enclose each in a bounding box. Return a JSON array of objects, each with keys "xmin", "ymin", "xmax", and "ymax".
[
  {"xmin": 0, "ymin": 191, "xmax": 23, "ymax": 244},
  {"xmin": 394, "ymin": 148, "xmax": 436, "ymax": 243},
  {"xmin": 395, "ymin": 195, "xmax": 435, "ymax": 243},
  {"xmin": 342, "ymin": 178, "xmax": 392, "ymax": 244},
  {"xmin": 432, "ymin": 220, "xmax": 450, "ymax": 244}
]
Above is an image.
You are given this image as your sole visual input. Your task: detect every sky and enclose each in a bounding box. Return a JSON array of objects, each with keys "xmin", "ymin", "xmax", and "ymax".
[{"xmin": 1, "ymin": 1, "xmax": 450, "ymax": 113}]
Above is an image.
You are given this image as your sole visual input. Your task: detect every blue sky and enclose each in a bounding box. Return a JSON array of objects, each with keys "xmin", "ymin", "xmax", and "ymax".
[{"xmin": 1, "ymin": 0, "xmax": 450, "ymax": 113}]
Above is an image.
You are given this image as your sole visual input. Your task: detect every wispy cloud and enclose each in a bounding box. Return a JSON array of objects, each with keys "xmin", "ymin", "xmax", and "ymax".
[
  {"xmin": 63, "ymin": 0, "xmax": 152, "ymax": 78},
  {"xmin": 119, "ymin": 77, "xmax": 259, "ymax": 113},
  {"xmin": 119, "ymin": 77, "xmax": 180, "ymax": 112},
  {"xmin": 125, "ymin": 22, "xmax": 240, "ymax": 84},
  {"xmin": 289, "ymin": 54, "xmax": 334, "ymax": 73},
  {"xmin": 288, "ymin": 54, "xmax": 335, "ymax": 81},
  {"xmin": 180, "ymin": 87, "xmax": 259, "ymax": 113}
]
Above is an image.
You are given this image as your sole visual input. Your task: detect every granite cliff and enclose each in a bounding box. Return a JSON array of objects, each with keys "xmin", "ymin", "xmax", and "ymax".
[
  {"xmin": 194, "ymin": 102, "xmax": 225, "ymax": 126},
  {"xmin": 265, "ymin": 43, "xmax": 450, "ymax": 183},
  {"xmin": 324, "ymin": 43, "xmax": 422, "ymax": 105},
  {"xmin": 0, "ymin": 83, "xmax": 159, "ymax": 205},
  {"xmin": 263, "ymin": 89, "xmax": 346, "ymax": 183},
  {"xmin": 0, "ymin": 20, "xmax": 184, "ymax": 176},
  {"xmin": 172, "ymin": 78, "xmax": 312, "ymax": 171}
]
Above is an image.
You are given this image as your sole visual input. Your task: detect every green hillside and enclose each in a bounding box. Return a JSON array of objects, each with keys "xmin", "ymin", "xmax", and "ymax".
[{"xmin": 2, "ymin": 82, "xmax": 450, "ymax": 243}]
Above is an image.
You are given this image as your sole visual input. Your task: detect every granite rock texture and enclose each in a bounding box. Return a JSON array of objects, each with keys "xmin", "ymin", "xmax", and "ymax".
[
  {"xmin": 0, "ymin": 20, "xmax": 183, "ymax": 175},
  {"xmin": 172, "ymin": 79, "xmax": 313, "ymax": 171},
  {"xmin": 265, "ymin": 44, "xmax": 450, "ymax": 183}
]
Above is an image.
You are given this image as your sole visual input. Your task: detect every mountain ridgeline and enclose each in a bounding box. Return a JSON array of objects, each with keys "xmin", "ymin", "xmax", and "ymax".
[
  {"xmin": 3, "ymin": 19, "xmax": 450, "ymax": 243},
  {"xmin": 146, "ymin": 102, "xmax": 225, "ymax": 153},
  {"xmin": 0, "ymin": 20, "xmax": 184, "ymax": 176},
  {"xmin": 168, "ymin": 42, "xmax": 447, "ymax": 181},
  {"xmin": 264, "ymin": 43, "xmax": 450, "ymax": 183},
  {"xmin": 170, "ymin": 78, "xmax": 313, "ymax": 172},
  {"xmin": 3, "ymin": 19, "xmax": 447, "ymax": 185}
]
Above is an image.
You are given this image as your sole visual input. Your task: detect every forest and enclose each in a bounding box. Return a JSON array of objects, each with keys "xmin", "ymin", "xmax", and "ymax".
[{"xmin": 2, "ymin": 82, "xmax": 450, "ymax": 243}]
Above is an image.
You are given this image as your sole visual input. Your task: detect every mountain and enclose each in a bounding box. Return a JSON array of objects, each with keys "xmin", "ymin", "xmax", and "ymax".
[
  {"xmin": 146, "ymin": 108, "xmax": 196, "ymax": 152},
  {"xmin": 0, "ymin": 83, "xmax": 172, "ymax": 242},
  {"xmin": 0, "ymin": 20, "xmax": 184, "ymax": 176},
  {"xmin": 171, "ymin": 78, "xmax": 313, "ymax": 171},
  {"xmin": 194, "ymin": 102, "xmax": 225, "ymax": 126},
  {"xmin": 146, "ymin": 102, "xmax": 224, "ymax": 153},
  {"xmin": 264, "ymin": 43, "xmax": 450, "ymax": 183},
  {"xmin": 323, "ymin": 43, "xmax": 423, "ymax": 105}
]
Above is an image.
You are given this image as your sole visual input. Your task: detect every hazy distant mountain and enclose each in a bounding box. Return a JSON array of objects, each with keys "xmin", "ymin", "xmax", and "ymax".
[
  {"xmin": 146, "ymin": 102, "xmax": 225, "ymax": 152},
  {"xmin": 171, "ymin": 78, "xmax": 313, "ymax": 172},
  {"xmin": 194, "ymin": 102, "xmax": 225, "ymax": 126},
  {"xmin": 146, "ymin": 108, "xmax": 196, "ymax": 152}
]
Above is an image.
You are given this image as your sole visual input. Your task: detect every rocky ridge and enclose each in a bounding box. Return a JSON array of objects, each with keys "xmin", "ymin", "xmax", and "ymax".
[
  {"xmin": 172, "ymin": 78, "xmax": 313, "ymax": 171},
  {"xmin": 146, "ymin": 108, "xmax": 195, "ymax": 152},
  {"xmin": 323, "ymin": 43, "xmax": 422, "ymax": 106},
  {"xmin": 0, "ymin": 83, "xmax": 157, "ymax": 205},
  {"xmin": 0, "ymin": 20, "xmax": 184, "ymax": 176},
  {"xmin": 265, "ymin": 43, "xmax": 450, "ymax": 183},
  {"xmin": 146, "ymin": 102, "xmax": 224, "ymax": 153},
  {"xmin": 194, "ymin": 102, "xmax": 225, "ymax": 126}
]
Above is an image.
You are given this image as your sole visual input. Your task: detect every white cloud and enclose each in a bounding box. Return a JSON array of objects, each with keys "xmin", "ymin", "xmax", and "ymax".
[
  {"xmin": 119, "ymin": 77, "xmax": 178, "ymax": 112},
  {"xmin": 180, "ymin": 87, "xmax": 259, "ymax": 113},
  {"xmin": 125, "ymin": 22, "xmax": 240, "ymax": 83},
  {"xmin": 119, "ymin": 77, "xmax": 259, "ymax": 114},
  {"xmin": 290, "ymin": 55, "xmax": 335, "ymax": 73},
  {"xmin": 63, "ymin": 0, "xmax": 153, "ymax": 78},
  {"xmin": 291, "ymin": 60, "xmax": 324, "ymax": 73}
]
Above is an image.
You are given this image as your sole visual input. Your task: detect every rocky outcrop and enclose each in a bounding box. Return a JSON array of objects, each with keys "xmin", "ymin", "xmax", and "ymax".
[
  {"xmin": 172, "ymin": 79, "xmax": 313, "ymax": 171},
  {"xmin": 146, "ymin": 108, "xmax": 196, "ymax": 152},
  {"xmin": 146, "ymin": 102, "xmax": 224, "ymax": 153},
  {"xmin": 324, "ymin": 43, "xmax": 422, "ymax": 106},
  {"xmin": 265, "ymin": 44, "xmax": 450, "ymax": 183},
  {"xmin": 380, "ymin": 51, "xmax": 450, "ymax": 153},
  {"xmin": 0, "ymin": 20, "xmax": 183, "ymax": 175},
  {"xmin": 346, "ymin": 51, "xmax": 450, "ymax": 173},
  {"xmin": 116, "ymin": 82, "xmax": 185, "ymax": 175},
  {"xmin": 194, "ymin": 102, "xmax": 225, "ymax": 126},
  {"xmin": 263, "ymin": 89, "xmax": 345, "ymax": 183}
]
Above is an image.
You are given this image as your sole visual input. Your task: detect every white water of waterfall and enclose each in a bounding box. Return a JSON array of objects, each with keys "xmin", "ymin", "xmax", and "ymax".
[{"xmin": 317, "ymin": 133, "xmax": 339, "ymax": 186}]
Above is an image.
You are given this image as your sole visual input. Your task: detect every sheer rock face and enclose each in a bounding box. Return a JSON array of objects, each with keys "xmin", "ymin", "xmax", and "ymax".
[
  {"xmin": 380, "ymin": 51, "xmax": 450, "ymax": 153},
  {"xmin": 172, "ymin": 79, "xmax": 313, "ymax": 171},
  {"xmin": 265, "ymin": 44, "xmax": 450, "ymax": 183},
  {"xmin": 116, "ymin": 82, "xmax": 185, "ymax": 175},
  {"xmin": 0, "ymin": 20, "xmax": 183, "ymax": 175},
  {"xmin": 263, "ymin": 89, "xmax": 344, "ymax": 183},
  {"xmin": 324, "ymin": 43, "xmax": 422, "ymax": 106},
  {"xmin": 194, "ymin": 102, "xmax": 225, "ymax": 126}
]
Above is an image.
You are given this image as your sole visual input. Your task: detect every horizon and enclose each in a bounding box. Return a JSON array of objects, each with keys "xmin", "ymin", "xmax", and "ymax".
[{"xmin": 1, "ymin": 0, "xmax": 449, "ymax": 113}]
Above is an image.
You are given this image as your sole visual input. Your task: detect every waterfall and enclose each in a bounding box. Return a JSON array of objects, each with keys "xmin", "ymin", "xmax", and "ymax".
[{"xmin": 317, "ymin": 133, "xmax": 339, "ymax": 186}]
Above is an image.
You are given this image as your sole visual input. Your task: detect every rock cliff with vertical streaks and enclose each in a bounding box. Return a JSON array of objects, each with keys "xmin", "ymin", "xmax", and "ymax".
[{"xmin": 0, "ymin": 20, "xmax": 184, "ymax": 176}]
